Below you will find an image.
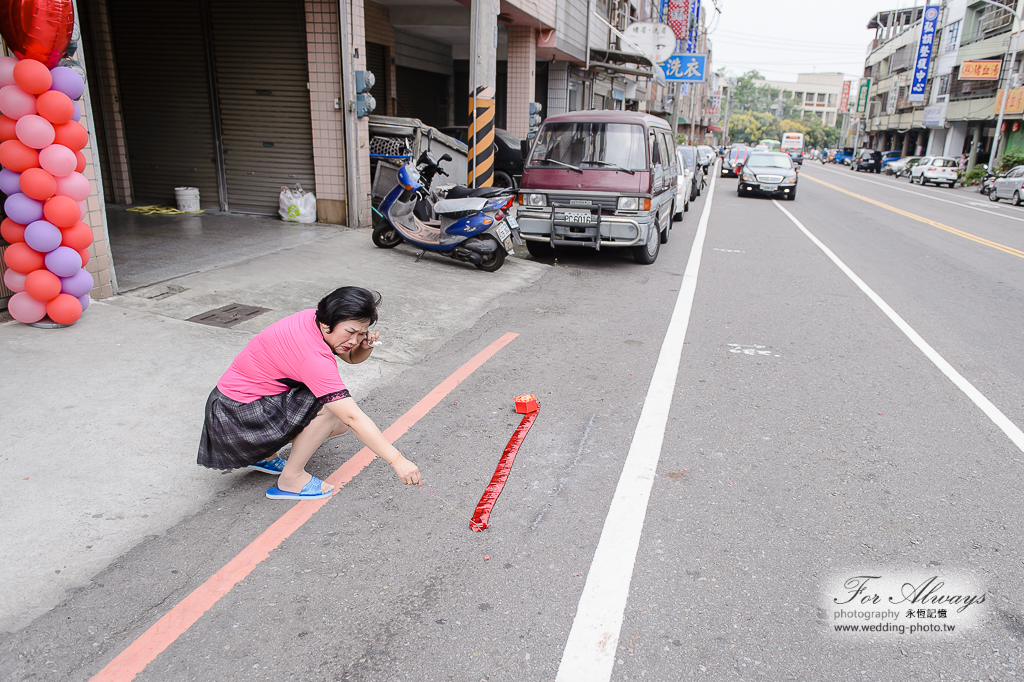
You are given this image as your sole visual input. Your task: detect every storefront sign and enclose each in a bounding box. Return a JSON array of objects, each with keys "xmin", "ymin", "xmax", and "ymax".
[
  {"xmin": 960, "ymin": 60, "xmax": 1002, "ymax": 80},
  {"xmin": 663, "ymin": 53, "xmax": 708, "ymax": 82},
  {"xmin": 856, "ymin": 78, "xmax": 871, "ymax": 114},
  {"xmin": 994, "ymin": 88, "xmax": 1024, "ymax": 115},
  {"xmin": 839, "ymin": 80, "xmax": 852, "ymax": 113},
  {"xmin": 923, "ymin": 103, "xmax": 946, "ymax": 127},
  {"xmin": 623, "ymin": 22, "xmax": 675, "ymax": 64},
  {"xmin": 665, "ymin": 0, "xmax": 690, "ymax": 40},
  {"xmin": 887, "ymin": 79, "xmax": 900, "ymax": 115},
  {"xmin": 909, "ymin": 5, "xmax": 938, "ymax": 103}
]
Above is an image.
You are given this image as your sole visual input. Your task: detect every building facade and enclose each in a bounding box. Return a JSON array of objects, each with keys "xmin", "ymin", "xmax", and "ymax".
[{"xmin": 756, "ymin": 73, "xmax": 847, "ymax": 127}]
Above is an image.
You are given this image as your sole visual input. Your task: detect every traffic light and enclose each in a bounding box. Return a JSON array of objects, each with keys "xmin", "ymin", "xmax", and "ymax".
[
  {"xmin": 528, "ymin": 102, "xmax": 543, "ymax": 139},
  {"xmin": 355, "ymin": 70, "xmax": 376, "ymax": 117}
]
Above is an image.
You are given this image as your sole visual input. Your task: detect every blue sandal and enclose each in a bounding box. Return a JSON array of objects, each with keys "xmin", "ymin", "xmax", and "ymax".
[
  {"xmin": 248, "ymin": 456, "xmax": 287, "ymax": 474},
  {"xmin": 266, "ymin": 475, "xmax": 333, "ymax": 500}
]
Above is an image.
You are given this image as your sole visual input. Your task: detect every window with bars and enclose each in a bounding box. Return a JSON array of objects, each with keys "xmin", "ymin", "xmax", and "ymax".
[{"xmin": 944, "ymin": 21, "xmax": 960, "ymax": 53}]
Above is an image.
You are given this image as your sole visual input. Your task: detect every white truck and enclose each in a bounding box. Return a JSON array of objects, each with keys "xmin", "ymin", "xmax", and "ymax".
[{"xmin": 781, "ymin": 132, "xmax": 805, "ymax": 165}]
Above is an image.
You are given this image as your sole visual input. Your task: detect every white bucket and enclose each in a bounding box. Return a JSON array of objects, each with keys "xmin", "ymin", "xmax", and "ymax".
[{"xmin": 174, "ymin": 186, "xmax": 201, "ymax": 212}]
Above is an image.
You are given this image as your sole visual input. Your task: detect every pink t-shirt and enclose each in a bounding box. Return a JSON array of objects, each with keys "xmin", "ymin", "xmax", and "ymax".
[{"xmin": 217, "ymin": 309, "xmax": 348, "ymax": 404}]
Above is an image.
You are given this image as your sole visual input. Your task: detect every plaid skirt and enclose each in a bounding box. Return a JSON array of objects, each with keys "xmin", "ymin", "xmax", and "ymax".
[{"xmin": 197, "ymin": 379, "xmax": 348, "ymax": 470}]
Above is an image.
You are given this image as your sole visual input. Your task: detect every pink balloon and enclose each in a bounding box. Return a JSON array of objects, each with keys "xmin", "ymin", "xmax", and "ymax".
[
  {"xmin": 0, "ymin": 57, "xmax": 17, "ymax": 87},
  {"xmin": 54, "ymin": 171, "xmax": 90, "ymax": 201},
  {"xmin": 15, "ymin": 114, "xmax": 55, "ymax": 149},
  {"xmin": 3, "ymin": 267, "xmax": 27, "ymax": 292},
  {"xmin": 0, "ymin": 85, "xmax": 37, "ymax": 119},
  {"xmin": 38, "ymin": 143, "xmax": 75, "ymax": 176},
  {"xmin": 77, "ymin": 199, "xmax": 87, "ymax": 217},
  {"xmin": 7, "ymin": 291, "xmax": 47, "ymax": 323}
]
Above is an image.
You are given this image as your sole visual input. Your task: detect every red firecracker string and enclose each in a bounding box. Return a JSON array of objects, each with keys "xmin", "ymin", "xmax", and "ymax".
[{"xmin": 470, "ymin": 408, "xmax": 538, "ymax": 532}]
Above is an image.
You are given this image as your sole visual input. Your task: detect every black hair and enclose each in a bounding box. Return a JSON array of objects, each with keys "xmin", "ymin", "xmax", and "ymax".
[{"xmin": 316, "ymin": 287, "xmax": 381, "ymax": 332}]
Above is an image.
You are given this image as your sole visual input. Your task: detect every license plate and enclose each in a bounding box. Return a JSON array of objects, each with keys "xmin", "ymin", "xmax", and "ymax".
[
  {"xmin": 502, "ymin": 236, "xmax": 514, "ymax": 253},
  {"xmin": 562, "ymin": 210, "xmax": 592, "ymax": 224},
  {"xmin": 496, "ymin": 222, "xmax": 511, "ymax": 240},
  {"xmin": 506, "ymin": 214, "xmax": 519, "ymax": 230},
  {"xmin": 761, "ymin": 184, "xmax": 778, "ymax": 192}
]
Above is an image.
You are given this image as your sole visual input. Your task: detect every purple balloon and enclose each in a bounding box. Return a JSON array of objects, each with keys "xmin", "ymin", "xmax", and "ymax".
[
  {"xmin": 49, "ymin": 67, "xmax": 85, "ymax": 100},
  {"xmin": 71, "ymin": 100, "xmax": 81, "ymax": 122},
  {"xmin": 4, "ymin": 193, "xmax": 44, "ymax": 224},
  {"xmin": 0, "ymin": 168, "xmax": 21, "ymax": 195},
  {"xmin": 44, "ymin": 245, "xmax": 82, "ymax": 277},
  {"xmin": 24, "ymin": 220, "xmax": 62, "ymax": 252},
  {"xmin": 60, "ymin": 268, "xmax": 94, "ymax": 297},
  {"xmin": 78, "ymin": 293, "xmax": 91, "ymax": 312}
]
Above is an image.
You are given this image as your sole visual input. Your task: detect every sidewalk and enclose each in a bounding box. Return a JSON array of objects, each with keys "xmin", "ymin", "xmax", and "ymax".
[{"xmin": 0, "ymin": 227, "xmax": 547, "ymax": 633}]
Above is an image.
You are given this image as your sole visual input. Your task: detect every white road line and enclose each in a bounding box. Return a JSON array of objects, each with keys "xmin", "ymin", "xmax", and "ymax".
[
  {"xmin": 555, "ymin": 171, "xmax": 718, "ymax": 682},
  {"xmin": 808, "ymin": 165, "xmax": 1024, "ymax": 224},
  {"xmin": 773, "ymin": 200, "xmax": 1024, "ymax": 455}
]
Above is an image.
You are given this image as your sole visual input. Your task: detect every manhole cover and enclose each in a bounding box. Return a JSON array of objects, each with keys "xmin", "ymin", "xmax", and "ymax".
[{"xmin": 187, "ymin": 304, "xmax": 270, "ymax": 328}]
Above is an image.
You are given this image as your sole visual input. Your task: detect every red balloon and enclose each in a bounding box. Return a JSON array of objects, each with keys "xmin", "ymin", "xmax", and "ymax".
[
  {"xmin": 2, "ymin": 240, "xmax": 45, "ymax": 273},
  {"xmin": 18, "ymin": 166, "xmax": 55, "ymax": 200},
  {"xmin": 59, "ymin": 220, "xmax": 92, "ymax": 250},
  {"xmin": 35, "ymin": 89, "xmax": 72, "ymax": 123},
  {"xmin": 0, "ymin": 114, "xmax": 16, "ymax": 140},
  {"xmin": 0, "ymin": 0, "xmax": 75, "ymax": 68},
  {"xmin": 45, "ymin": 292, "xmax": 81, "ymax": 324},
  {"xmin": 52, "ymin": 120, "xmax": 86, "ymax": 150},
  {"xmin": 74, "ymin": 148, "xmax": 85, "ymax": 172},
  {"xmin": 0, "ymin": 138, "xmax": 39, "ymax": 171},
  {"xmin": 1, "ymin": 217, "xmax": 26, "ymax": 243},
  {"xmin": 42, "ymin": 193, "xmax": 78, "ymax": 226},
  {"xmin": 24, "ymin": 267, "xmax": 60, "ymax": 300},
  {"xmin": 77, "ymin": 246, "xmax": 89, "ymax": 267},
  {"xmin": 12, "ymin": 58, "xmax": 51, "ymax": 94}
]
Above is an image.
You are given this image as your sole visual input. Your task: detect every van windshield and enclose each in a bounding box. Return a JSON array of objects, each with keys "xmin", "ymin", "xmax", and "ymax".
[{"xmin": 528, "ymin": 122, "xmax": 647, "ymax": 171}]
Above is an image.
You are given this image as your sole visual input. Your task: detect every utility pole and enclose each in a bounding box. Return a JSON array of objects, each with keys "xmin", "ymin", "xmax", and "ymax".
[
  {"xmin": 469, "ymin": 0, "xmax": 498, "ymax": 187},
  {"xmin": 671, "ymin": 83, "xmax": 684, "ymax": 141}
]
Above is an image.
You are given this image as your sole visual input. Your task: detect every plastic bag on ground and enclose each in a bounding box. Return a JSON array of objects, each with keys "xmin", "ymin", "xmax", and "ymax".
[{"xmin": 279, "ymin": 184, "xmax": 317, "ymax": 223}]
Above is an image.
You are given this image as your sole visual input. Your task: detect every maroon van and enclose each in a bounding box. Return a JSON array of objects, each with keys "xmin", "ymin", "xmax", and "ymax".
[{"xmin": 516, "ymin": 110, "xmax": 678, "ymax": 264}]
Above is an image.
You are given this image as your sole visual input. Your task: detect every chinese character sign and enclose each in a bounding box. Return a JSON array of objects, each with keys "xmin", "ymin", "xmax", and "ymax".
[
  {"xmin": 663, "ymin": 53, "xmax": 708, "ymax": 82},
  {"xmin": 839, "ymin": 80, "xmax": 852, "ymax": 112},
  {"xmin": 856, "ymin": 78, "xmax": 871, "ymax": 114},
  {"xmin": 686, "ymin": 0, "xmax": 700, "ymax": 53},
  {"xmin": 668, "ymin": 0, "xmax": 690, "ymax": 41},
  {"xmin": 960, "ymin": 60, "xmax": 1002, "ymax": 80},
  {"xmin": 910, "ymin": 5, "xmax": 938, "ymax": 103},
  {"xmin": 994, "ymin": 88, "xmax": 1024, "ymax": 115}
]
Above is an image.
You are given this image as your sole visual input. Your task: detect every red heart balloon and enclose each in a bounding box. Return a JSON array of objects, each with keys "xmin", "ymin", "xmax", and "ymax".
[{"xmin": 0, "ymin": 0, "xmax": 74, "ymax": 68}]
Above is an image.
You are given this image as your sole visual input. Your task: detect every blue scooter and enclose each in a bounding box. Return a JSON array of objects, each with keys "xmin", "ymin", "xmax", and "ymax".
[{"xmin": 372, "ymin": 150, "xmax": 521, "ymax": 271}]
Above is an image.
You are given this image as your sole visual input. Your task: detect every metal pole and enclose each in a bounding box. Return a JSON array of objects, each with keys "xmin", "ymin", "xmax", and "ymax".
[
  {"xmin": 338, "ymin": 0, "xmax": 360, "ymax": 226},
  {"xmin": 470, "ymin": 0, "xmax": 479, "ymax": 187},
  {"xmin": 986, "ymin": 0, "xmax": 1022, "ymax": 170},
  {"xmin": 671, "ymin": 83, "xmax": 683, "ymax": 140}
]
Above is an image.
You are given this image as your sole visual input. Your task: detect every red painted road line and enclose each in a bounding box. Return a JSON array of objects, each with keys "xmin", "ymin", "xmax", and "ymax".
[
  {"xmin": 470, "ymin": 409, "xmax": 538, "ymax": 531},
  {"xmin": 90, "ymin": 332, "xmax": 519, "ymax": 682}
]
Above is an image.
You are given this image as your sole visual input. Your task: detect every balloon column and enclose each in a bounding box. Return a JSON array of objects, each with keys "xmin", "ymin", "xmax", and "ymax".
[{"xmin": 0, "ymin": 54, "xmax": 93, "ymax": 325}]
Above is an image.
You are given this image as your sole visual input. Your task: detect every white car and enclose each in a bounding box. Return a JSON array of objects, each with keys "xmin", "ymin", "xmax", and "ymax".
[
  {"xmin": 909, "ymin": 156, "xmax": 959, "ymax": 187},
  {"xmin": 989, "ymin": 164, "xmax": 1024, "ymax": 204},
  {"xmin": 674, "ymin": 147, "xmax": 692, "ymax": 220}
]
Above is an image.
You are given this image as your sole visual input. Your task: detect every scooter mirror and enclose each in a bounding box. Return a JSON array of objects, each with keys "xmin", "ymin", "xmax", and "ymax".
[{"xmin": 440, "ymin": 153, "xmax": 452, "ymax": 163}]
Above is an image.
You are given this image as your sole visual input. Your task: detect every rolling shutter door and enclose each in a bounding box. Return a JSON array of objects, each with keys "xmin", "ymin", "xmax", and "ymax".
[
  {"xmin": 108, "ymin": 0, "xmax": 219, "ymax": 207},
  {"xmin": 209, "ymin": 0, "xmax": 315, "ymax": 213},
  {"xmin": 366, "ymin": 42, "xmax": 388, "ymax": 116}
]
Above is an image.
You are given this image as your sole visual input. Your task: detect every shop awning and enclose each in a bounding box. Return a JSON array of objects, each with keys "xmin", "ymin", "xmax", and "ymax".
[{"xmin": 707, "ymin": 125, "xmax": 723, "ymax": 132}]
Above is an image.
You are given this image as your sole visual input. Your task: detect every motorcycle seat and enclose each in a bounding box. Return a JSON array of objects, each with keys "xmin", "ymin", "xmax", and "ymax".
[
  {"xmin": 434, "ymin": 197, "xmax": 488, "ymax": 215},
  {"xmin": 445, "ymin": 185, "xmax": 506, "ymax": 199}
]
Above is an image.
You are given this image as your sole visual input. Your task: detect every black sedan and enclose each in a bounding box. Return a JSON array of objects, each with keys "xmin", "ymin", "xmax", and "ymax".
[
  {"xmin": 737, "ymin": 152, "xmax": 798, "ymax": 200},
  {"xmin": 853, "ymin": 149, "xmax": 882, "ymax": 173},
  {"xmin": 439, "ymin": 126, "xmax": 523, "ymax": 189}
]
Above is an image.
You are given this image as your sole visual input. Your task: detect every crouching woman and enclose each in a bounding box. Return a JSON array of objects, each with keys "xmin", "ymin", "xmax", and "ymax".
[{"xmin": 197, "ymin": 286, "xmax": 420, "ymax": 499}]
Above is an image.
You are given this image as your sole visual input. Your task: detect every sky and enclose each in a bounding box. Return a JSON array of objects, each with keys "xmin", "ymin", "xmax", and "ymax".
[{"xmin": 707, "ymin": 0, "xmax": 931, "ymax": 83}]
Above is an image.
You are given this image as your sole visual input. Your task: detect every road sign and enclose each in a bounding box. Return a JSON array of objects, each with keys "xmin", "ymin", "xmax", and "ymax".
[
  {"xmin": 622, "ymin": 22, "xmax": 675, "ymax": 64},
  {"xmin": 663, "ymin": 53, "xmax": 707, "ymax": 82}
]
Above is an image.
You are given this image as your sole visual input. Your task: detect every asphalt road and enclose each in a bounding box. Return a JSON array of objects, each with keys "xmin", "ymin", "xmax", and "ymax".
[{"xmin": 4, "ymin": 161, "xmax": 1024, "ymax": 681}]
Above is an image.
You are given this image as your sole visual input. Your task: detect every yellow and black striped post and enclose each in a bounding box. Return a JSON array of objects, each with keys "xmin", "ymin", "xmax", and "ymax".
[{"xmin": 468, "ymin": 85, "xmax": 496, "ymax": 187}]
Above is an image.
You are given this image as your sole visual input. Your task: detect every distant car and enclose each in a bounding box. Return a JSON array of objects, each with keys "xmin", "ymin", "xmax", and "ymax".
[
  {"xmin": 696, "ymin": 145, "xmax": 716, "ymax": 169},
  {"xmin": 854, "ymin": 149, "xmax": 882, "ymax": 173},
  {"xmin": 880, "ymin": 150, "xmax": 902, "ymax": 170},
  {"xmin": 886, "ymin": 156, "xmax": 921, "ymax": 176},
  {"xmin": 678, "ymin": 145, "xmax": 703, "ymax": 200},
  {"xmin": 674, "ymin": 147, "xmax": 693, "ymax": 219},
  {"xmin": 439, "ymin": 126, "xmax": 523, "ymax": 189},
  {"xmin": 752, "ymin": 144, "xmax": 769, "ymax": 152},
  {"xmin": 737, "ymin": 152, "xmax": 798, "ymax": 200},
  {"xmin": 989, "ymin": 165, "xmax": 1024, "ymax": 203},
  {"xmin": 721, "ymin": 147, "xmax": 749, "ymax": 177},
  {"xmin": 910, "ymin": 156, "xmax": 958, "ymax": 187},
  {"xmin": 785, "ymin": 148, "xmax": 805, "ymax": 165}
]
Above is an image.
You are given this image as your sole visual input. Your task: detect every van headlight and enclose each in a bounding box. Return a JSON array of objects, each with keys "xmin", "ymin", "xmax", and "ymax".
[
  {"xmin": 617, "ymin": 196, "xmax": 639, "ymax": 210},
  {"xmin": 522, "ymin": 193, "xmax": 547, "ymax": 207}
]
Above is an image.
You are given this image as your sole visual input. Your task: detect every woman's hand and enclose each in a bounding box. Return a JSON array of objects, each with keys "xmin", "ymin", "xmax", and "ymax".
[
  {"xmin": 361, "ymin": 331, "xmax": 380, "ymax": 350},
  {"xmin": 392, "ymin": 455, "xmax": 421, "ymax": 487}
]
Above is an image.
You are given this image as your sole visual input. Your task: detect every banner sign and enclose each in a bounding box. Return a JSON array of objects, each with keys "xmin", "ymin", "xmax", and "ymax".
[
  {"xmin": 887, "ymin": 79, "xmax": 899, "ymax": 115},
  {"xmin": 909, "ymin": 4, "xmax": 939, "ymax": 103},
  {"xmin": 663, "ymin": 53, "xmax": 708, "ymax": 82},
  {"xmin": 668, "ymin": 0, "xmax": 690, "ymax": 40},
  {"xmin": 994, "ymin": 88, "xmax": 1024, "ymax": 114},
  {"xmin": 856, "ymin": 78, "xmax": 871, "ymax": 114},
  {"xmin": 960, "ymin": 60, "xmax": 1002, "ymax": 80},
  {"xmin": 839, "ymin": 80, "xmax": 852, "ymax": 113},
  {"xmin": 686, "ymin": 0, "xmax": 700, "ymax": 53}
]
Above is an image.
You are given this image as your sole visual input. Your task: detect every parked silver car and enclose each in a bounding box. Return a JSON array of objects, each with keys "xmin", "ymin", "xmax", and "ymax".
[
  {"xmin": 674, "ymin": 147, "xmax": 693, "ymax": 220},
  {"xmin": 989, "ymin": 164, "xmax": 1024, "ymax": 204}
]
